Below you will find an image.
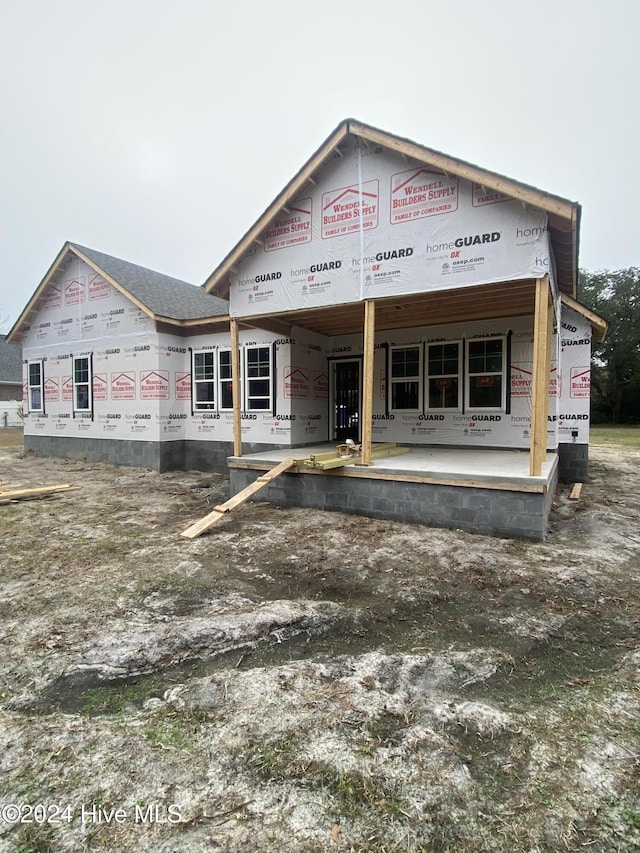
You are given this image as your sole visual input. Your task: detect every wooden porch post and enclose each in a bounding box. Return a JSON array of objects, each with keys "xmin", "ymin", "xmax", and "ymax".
[
  {"xmin": 230, "ymin": 318, "xmax": 242, "ymax": 458},
  {"xmin": 529, "ymin": 275, "xmax": 552, "ymax": 476},
  {"xmin": 361, "ymin": 299, "xmax": 375, "ymax": 466}
]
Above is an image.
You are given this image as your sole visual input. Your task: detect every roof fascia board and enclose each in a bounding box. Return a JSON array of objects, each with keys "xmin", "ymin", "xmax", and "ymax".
[
  {"xmin": 350, "ymin": 121, "xmax": 577, "ymax": 221},
  {"xmin": 6, "ymin": 242, "xmax": 72, "ymax": 343},
  {"xmin": 204, "ymin": 122, "xmax": 351, "ymax": 295},
  {"xmin": 570, "ymin": 205, "xmax": 580, "ymax": 297},
  {"xmin": 561, "ymin": 293, "xmax": 608, "ymax": 341},
  {"xmin": 155, "ymin": 314, "xmax": 230, "ymax": 329}
]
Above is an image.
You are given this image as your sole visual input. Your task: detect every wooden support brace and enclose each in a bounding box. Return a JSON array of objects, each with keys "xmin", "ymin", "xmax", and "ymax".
[
  {"xmin": 361, "ymin": 300, "xmax": 376, "ymax": 466},
  {"xmin": 529, "ymin": 276, "xmax": 551, "ymax": 477},
  {"xmin": 231, "ymin": 318, "xmax": 242, "ymax": 458},
  {"xmin": 181, "ymin": 458, "xmax": 295, "ymax": 539}
]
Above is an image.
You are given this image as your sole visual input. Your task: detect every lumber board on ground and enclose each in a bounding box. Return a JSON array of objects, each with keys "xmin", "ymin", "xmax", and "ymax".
[
  {"xmin": 569, "ymin": 482, "xmax": 583, "ymax": 500},
  {"xmin": 181, "ymin": 457, "xmax": 296, "ymax": 539},
  {"xmin": 0, "ymin": 484, "xmax": 75, "ymax": 503}
]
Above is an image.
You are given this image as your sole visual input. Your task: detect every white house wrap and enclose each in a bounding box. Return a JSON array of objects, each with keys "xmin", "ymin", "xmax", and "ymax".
[{"xmin": 8, "ymin": 120, "xmax": 607, "ymax": 538}]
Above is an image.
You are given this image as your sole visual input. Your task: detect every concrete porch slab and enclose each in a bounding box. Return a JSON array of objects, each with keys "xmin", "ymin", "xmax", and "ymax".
[{"xmin": 227, "ymin": 444, "xmax": 559, "ymax": 540}]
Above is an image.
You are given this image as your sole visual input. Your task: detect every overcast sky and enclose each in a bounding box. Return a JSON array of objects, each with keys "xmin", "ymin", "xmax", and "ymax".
[{"xmin": 1, "ymin": 0, "xmax": 638, "ymax": 332}]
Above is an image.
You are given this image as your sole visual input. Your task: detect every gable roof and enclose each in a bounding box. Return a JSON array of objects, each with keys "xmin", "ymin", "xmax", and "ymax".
[
  {"xmin": 72, "ymin": 244, "xmax": 229, "ymax": 321},
  {"xmin": 203, "ymin": 118, "xmax": 581, "ymax": 300},
  {"xmin": 0, "ymin": 335, "xmax": 22, "ymax": 383},
  {"xmin": 8, "ymin": 242, "xmax": 229, "ymax": 343}
]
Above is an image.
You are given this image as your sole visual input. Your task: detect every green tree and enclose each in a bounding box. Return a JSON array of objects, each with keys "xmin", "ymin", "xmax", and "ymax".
[{"xmin": 578, "ymin": 268, "xmax": 640, "ymax": 423}]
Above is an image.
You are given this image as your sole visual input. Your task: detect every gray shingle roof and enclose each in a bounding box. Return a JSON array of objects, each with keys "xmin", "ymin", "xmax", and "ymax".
[
  {"xmin": 0, "ymin": 335, "xmax": 22, "ymax": 382},
  {"xmin": 72, "ymin": 244, "xmax": 229, "ymax": 321}
]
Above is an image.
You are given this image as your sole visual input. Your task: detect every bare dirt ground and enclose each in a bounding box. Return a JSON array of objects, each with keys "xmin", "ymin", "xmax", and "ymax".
[{"xmin": 0, "ymin": 432, "xmax": 639, "ymax": 852}]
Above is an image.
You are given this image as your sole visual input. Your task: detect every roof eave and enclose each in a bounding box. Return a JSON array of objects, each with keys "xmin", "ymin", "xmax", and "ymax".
[
  {"xmin": 561, "ymin": 293, "xmax": 608, "ymax": 342},
  {"xmin": 350, "ymin": 120, "xmax": 578, "ymax": 221},
  {"xmin": 6, "ymin": 242, "xmax": 73, "ymax": 344},
  {"xmin": 155, "ymin": 314, "xmax": 230, "ymax": 328}
]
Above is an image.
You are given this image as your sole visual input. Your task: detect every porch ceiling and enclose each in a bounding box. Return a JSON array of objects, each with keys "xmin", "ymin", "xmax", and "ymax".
[{"xmin": 238, "ymin": 279, "xmax": 538, "ymax": 337}]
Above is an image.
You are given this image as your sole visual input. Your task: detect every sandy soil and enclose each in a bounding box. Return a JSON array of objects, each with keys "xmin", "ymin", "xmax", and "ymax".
[{"xmin": 0, "ymin": 439, "xmax": 638, "ymax": 852}]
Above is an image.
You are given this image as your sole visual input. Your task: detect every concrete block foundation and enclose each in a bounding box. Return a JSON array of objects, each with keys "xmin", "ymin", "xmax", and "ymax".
[
  {"xmin": 229, "ymin": 463, "xmax": 559, "ymax": 541},
  {"xmin": 23, "ymin": 435, "xmax": 291, "ymax": 474},
  {"xmin": 557, "ymin": 442, "xmax": 589, "ymax": 483}
]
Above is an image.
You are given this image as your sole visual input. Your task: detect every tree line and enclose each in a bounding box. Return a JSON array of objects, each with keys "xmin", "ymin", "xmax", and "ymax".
[{"xmin": 579, "ymin": 268, "xmax": 640, "ymax": 423}]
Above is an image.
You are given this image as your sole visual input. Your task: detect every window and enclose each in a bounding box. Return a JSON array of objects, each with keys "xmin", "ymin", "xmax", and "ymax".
[
  {"xmin": 389, "ymin": 345, "xmax": 421, "ymax": 411},
  {"xmin": 193, "ymin": 351, "xmax": 215, "ymax": 410},
  {"xmin": 467, "ymin": 337, "xmax": 505, "ymax": 410},
  {"xmin": 217, "ymin": 349, "xmax": 234, "ymax": 410},
  {"xmin": 427, "ymin": 341, "xmax": 462, "ymax": 411},
  {"xmin": 245, "ymin": 345, "xmax": 273, "ymax": 411},
  {"xmin": 73, "ymin": 356, "xmax": 92, "ymax": 412},
  {"xmin": 28, "ymin": 361, "xmax": 44, "ymax": 412}
]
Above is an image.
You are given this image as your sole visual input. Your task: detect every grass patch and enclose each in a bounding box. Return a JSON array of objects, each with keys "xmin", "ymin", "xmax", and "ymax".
[
  {"xmin": 245, "ymin": 733, "xmax": 409, "ymax": 821},
  {"xmin": 80, "ymin": 675, "xmax": 166, "ymax": 715},
  {"xmin": 144, "ymin": 707, "xmax": 213, "ymax": 751},
  {"xmin": 590, "ymin": 425, "xmax": 640, "ymax": 448},
  {"xmin": 364, "ymin": 709, "xmax": 416, "ymax": 745}
]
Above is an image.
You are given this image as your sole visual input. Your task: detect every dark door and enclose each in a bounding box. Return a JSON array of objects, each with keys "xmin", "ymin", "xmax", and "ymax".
[{"xmin": 332, "ymin": 359, "xmax": 361, "ymax": 441}]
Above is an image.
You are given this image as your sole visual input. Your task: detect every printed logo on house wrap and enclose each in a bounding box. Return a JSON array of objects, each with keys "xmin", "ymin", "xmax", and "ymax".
[
  {"xmin": 390, "ymin": 168, "xmax": 458, "ymax": 224},
  {"xmin": 140, "ymin": 371, "xmax": 170, "ymax": 400},
  {"xmin": 93, "ymin": 374, "xmax": 108, "ymax": 401},
  {"xmin": 321, "ymin": 180, "xmax": 379, "ymax": 239},
  {"xmin": 88, "ymin": 273, "xmax": 112, "ymax": 301},
  {"xmin": 64, "ymin": 277, "xmax": 86, "ymax": 306},
  {"xmin": 425, "ymin": 231, "xmax": 501, "ymax": 275},
  {"xmin": 265, "ymin": 199, "xmax": 312, "ymax": 252},
  {"xmin": 570, "ymin": 367, "xmax": 590, "ymax": 398},
  {"xmin": 111, "ymin": 372, "xmax": 136, "ymax": 400},
  {"xmin": 44, "ymin": 284, "xmax": 62, "ymax": 310},
  {"xmin": 472, "ymin": 182, "xmax": 510, "ymax": 207}
]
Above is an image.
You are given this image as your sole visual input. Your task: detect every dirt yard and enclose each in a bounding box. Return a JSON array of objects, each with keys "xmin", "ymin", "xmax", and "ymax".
[{"xmin": 0, "ymin": 434, "xmax": 639, "ymax": 852}]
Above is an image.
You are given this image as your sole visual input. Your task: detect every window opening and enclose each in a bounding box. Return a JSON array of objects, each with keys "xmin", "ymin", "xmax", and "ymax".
[
  {"xmin": 73, "ymin": 356, "xmax": 92, "ymax": 412},
  {"xmin": 427, "ymin": 341, "xmax": 462, "ymax": 411},
  {"xmin": 28, "ymin": 361, "xmax": 44, "ymax": 412},
  {"xmin": 467, "ymin": 337, "xmax": 505, "ymax": 410},
  {"xmin": 245, "ymin": 346, "xmax": 273, "ymax": 411},
  {"xmin": 389, "ymin": 345, "xmax": 421, "ymax": 411},
  {"xmin": 217, "ymin": 349, "xmax": 234, "ymax": 411},
  {"xmin": 193, "ymin": 351, "xmax": 216, "ymax": 410}
]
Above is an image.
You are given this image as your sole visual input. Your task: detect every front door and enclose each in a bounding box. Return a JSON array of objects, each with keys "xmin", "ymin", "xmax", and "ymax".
[{"xmin": 331, "ymin": 358, "xmax": 361, "ymax": 441}]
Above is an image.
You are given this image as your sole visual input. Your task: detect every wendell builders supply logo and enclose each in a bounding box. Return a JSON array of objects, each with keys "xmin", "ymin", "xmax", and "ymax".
[
  {"xmin": 321, "ymin": 180, "xmax": 379, "ymax": 239},
  {"xmin": 390, "ymin": 168, "xmax": 458, "ymax": 224},
  {"xmin": 64, "ymin": 277, "xmax": 86, "ymax": 306},
  {"xmin": 88, "ymin": 273, "xmax": 112, "ymax": 300},
  {"xmin": 264, "ymin": 200, "xmax": 312, "ymax": 252}
]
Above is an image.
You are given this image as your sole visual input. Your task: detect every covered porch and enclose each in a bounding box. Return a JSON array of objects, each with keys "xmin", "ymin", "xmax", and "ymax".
[
  {"xmin": 228, "ymin": 443, "xmax": 559, "ymax": 540},
  {"xmin": 220, "ymin": 274, "xmax": 563, "ymax": 539}
]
